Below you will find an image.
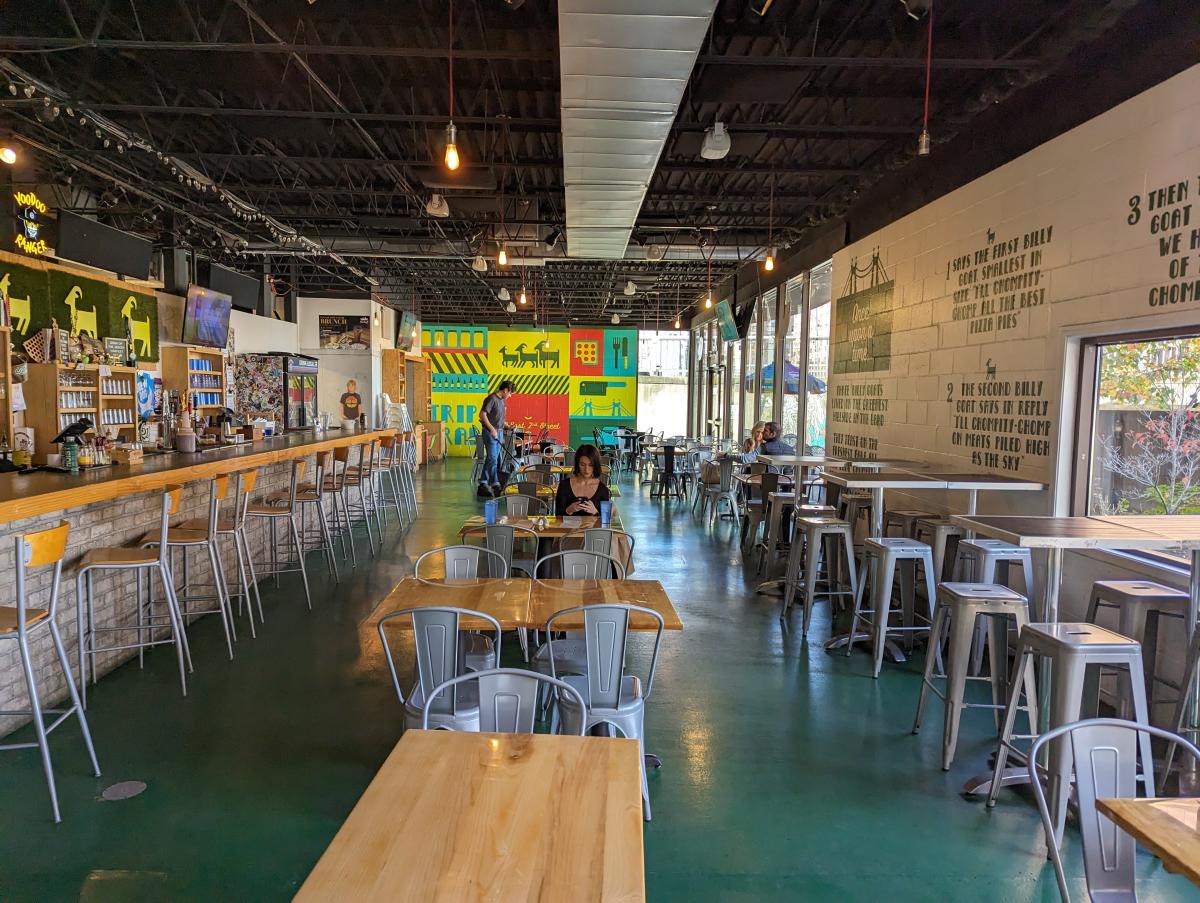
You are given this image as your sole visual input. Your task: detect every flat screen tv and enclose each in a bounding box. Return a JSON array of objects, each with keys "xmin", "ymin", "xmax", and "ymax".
[
  {"xmin": 715, "ymin": 299, "xmax": 739, "ymax": 342},
  {"xmin": 397, "ymin": 311, "xmax": 420, "ymax": 351},
  {"xmin": 182, "ymin": 284, "xmax": 232, "ymax": 348}
]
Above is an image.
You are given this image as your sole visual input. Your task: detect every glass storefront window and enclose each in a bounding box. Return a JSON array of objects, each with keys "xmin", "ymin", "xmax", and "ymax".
[
  {"xmin": 727, "ymin": 331, "xmax": 741, "ymax": 443},
  {"xmin": 758, "ymin": 289, "xmax": 777, "ymax": 425},
  {"xmin": 805, "ymin": 262, "xmax": 832, "ymax": 454},
  {"xmin": 740, "ymin": 304, "xmax": 757, "ymax": 442},
  {"xmin": 780, "ymin": 275, "xmax": 805, "ymax": 440}
]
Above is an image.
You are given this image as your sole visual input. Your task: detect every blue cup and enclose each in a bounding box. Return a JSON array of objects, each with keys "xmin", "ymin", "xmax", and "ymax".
[
  {"xmin": 599, "ymin": 500, "xmax": 612, "ymax": 525},
  {"xmin": 484, "ymin": 499, "xmax": 498, "ymax": 525}
]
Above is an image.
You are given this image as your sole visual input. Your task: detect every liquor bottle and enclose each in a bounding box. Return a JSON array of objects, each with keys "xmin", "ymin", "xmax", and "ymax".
[{"xmin": 125, "ymin": 318, "xmax": 137, "ymax": 368}]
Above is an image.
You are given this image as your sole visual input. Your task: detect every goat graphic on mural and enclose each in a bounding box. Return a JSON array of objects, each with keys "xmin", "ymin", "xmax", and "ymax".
[
  {"xmin": 121, "ymin": 295, "xmax": 153, "ymax": 357},
  {"xmin": 63, "ymin": 286, "xmax": 99, "ymax": 338},
  {"xmin": 0, "ymin": 273, "xmax": 32, "ymax": 335},
  {"xmin": 503, "ymin": 343, "xmax": 560, "ymax": 368}
]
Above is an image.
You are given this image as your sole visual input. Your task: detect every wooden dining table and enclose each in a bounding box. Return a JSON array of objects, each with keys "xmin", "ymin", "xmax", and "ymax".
[
  {"xmin": 529, "ymin": 579, "xmax": 684, "ymax": 630},
  {"xmin": 294, "ymin": 730, "xmax": 646, "ymax": 902},
  {"xmin": 460, "ymin": 513, "xmax": 622, "ymax": 540},
  {"xmin": 1096, "ymin": 797, "xmax": 1200, "ymax": 888}
]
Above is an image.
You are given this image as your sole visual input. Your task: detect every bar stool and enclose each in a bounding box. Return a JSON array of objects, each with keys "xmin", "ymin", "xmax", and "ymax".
[
  {"xmin": 838, "ymin": 492, "xmax": 873, "ymax": 539},
  {"xmin": 177, "ymin": 469, "xmax": 262, "ymax": 637},
  {"xmin": 912, "ymin": 582, "xmax": 1038, "ymax": 769},
  {"xmin": 757, "ymin": 500, "xmax": 834, "ymax": 576},
  {"xmin": 848, "ymin": 537, "xmax": 937, "ymax": 677},
  {"xmin": 914, "ymin": 517, "xmax": 963, "ymax": 582},
  {"xmin": 141, "ymin": 475, "xmax": 237, "ymax": 659},
  {"xmin": 741, "ymin": 472, "xmax": 781, "ymax": 550},
  {"xmin": 1084, "ymin": 580, "xmax": 1188, "ymax": 712},
  {"xmin": 281, "ymin": 450, "xmax": 341, "ymax": 583},
  {"xmin": 397, "ymin": 430, "xmax": 420, "ymax": 514},
  {"xmin": 373, "ymin": 434, "xmax": 407, "ymax": 527},
  {"xmin": 343, "ymin": 439, "xmax": 382, "ymax": 551},
  {"xmin": 246, "ymin": 457, "xmax": 313, "ymax": 610},
  {"xmin": 322, "ymin": 445, "xmax": 360, "ymax": 566},
  {"xmin": 988, "ymin": 622, "xmax": 1153, "ymax": 845},
  {"xmin": 955, "ymin": 538, "xmax": 1031, "ymax": 586},
  {"xmin": 2, "ymin": 521, "xmax": 100, "ymax": 822},
  {"xmin": 78, "ymin": 486, "xmax": 193, "ymax": 702},
  {"xmin": 884, "ymin": 509, "xmax": 934, "ymax": 539},
  {"xmin": 782, "ymin": 516, "xmax": 858, "ymax": 635}
]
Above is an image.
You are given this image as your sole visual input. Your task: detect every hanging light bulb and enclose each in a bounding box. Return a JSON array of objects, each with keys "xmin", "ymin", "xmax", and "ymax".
[
  {"xmin": 0, "ymin": 145, "xmax": 16, "ymax": 165},
  {"xmin": 764, "ymin": 248, "xmax": 776, "ymax": 272},
  {"xmin": 373, "ymin": 307, "xmax": 380, "ymax": 327},
  {"xmin": 444, "ymin": 122, "xmax": 460, "ymax": 171},
  {"xmin": 498, "ymin": 246, "xmax": 508, "ymax": 267},
  {"xmin": 705, "ymin": 293, "xmax": 713, "ymax": 309},
  {"xmin": 674, "ymin": 316, "xmax": 681, "ymax": 329},
  {"xmin": 519, "ymin": 288, "xmax": 527, "ymax": 305},
  {"xmin": 434, "ymin": 331, "xmax": 443, "ymax": 347},
  {"xmin": 543, "ymin": 337, "xmax": 551, "ymax": 350}
]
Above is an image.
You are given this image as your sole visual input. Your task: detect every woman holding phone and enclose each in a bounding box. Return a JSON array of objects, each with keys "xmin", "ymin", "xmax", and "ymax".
[{"xmin": 555, "ymin": 443, "xmax": 611, "ymax": 516}]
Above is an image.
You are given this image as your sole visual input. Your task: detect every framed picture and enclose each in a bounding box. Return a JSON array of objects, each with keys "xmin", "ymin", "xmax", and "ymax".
[
  {"xmin": 55, "ymin": 328, "xmax": 70, "ymax": 361},
  {"xmin": 318, "ymin": 314, "xmax": 370, "ymax": 350}
]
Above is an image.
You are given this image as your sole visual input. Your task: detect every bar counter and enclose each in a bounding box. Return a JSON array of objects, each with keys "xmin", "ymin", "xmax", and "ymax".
[{"xmin": 0, "ymin": 428, "xmax": 397, "ymax": 525}]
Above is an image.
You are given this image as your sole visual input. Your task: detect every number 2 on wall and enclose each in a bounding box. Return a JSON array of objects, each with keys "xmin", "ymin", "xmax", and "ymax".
[{"xmin": 946, "ymin": 382, "xmax": 953, "ymax": 402}]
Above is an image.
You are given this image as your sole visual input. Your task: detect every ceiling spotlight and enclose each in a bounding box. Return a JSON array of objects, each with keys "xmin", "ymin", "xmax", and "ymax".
[
  {"xmin": 700, "ymin": 120, "xmax": 731, "ymax": 160},
  {"xmin": 0, "ymin": 146, "xmax": 16, "ymax": 166},
  {"xmin": 646, "ymin": 244, "xmax": 665, "ymax": 261},
  {"xmin": 425, "ymin": 193, "xmax": 450, "ymax": 217},
  {"xmin": 611, "ymin": 312, "xmax": 620, "ymax": 325},
  {"xmin": 444, "ymin": 122, "xmax": 460, "ymax": 171},
  {"xmin": 519, "ymin": 288, "xmax": 527, "ymax": 305},
  {"xmin": 506, "ymin": 301, "xmax": 517, "ymax": 314},
  {"xmin": 763, "ymin": 248, "xmax": 776, "ymax": 272},
  {"xmin": 497, "ymin": 246, "xmax": 508, "ymax": 267},
  {"xmin": 544, "ymin": 228, "xmax": 561, "ymax": 250},
  {"xmin": 623, "ymin": 280, "xmax": 636, "ymax": 296},
  {"xmin": 471, "ymin": 255, "xmax": 487, "ymax": 272},
  {"xmin": 498, "ymin": 287, "xmax": 511, "ymax": 302}
]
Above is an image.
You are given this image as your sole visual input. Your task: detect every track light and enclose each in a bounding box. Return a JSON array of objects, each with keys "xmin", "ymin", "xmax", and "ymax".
[
  {"xmin": 506, "ymin": 301, "xmax": 516, "ymax": 314},
  {"xmin": 623, "ymin": 280, "xmax": 636, "ymax": 296},
  {"xmin": 471, "ymin": 255, "xmax": 487, "ymax": 272},
  {"xmin": 763, "ymin": 248, "xmax": 776, "ymax": 272},
  {"xmin": 498, "ymin": 287, "xmax": 511, "ymax": 302},
  {"xmin": 444, "ymin": 122, "xmax": 460, "ymax": 171},
  {"xmin": 425, "ymin": 193, "xmax": 450, "ymax": 217},
  {"xmin": 611, "ymin": 313, "xmax": 620, "ymax": 325},
  {"xmin": 519, "ymin": 288, "xmax": 527, "ymax": 305},
  {"xmin": 544, "ymin": 228, "xmax": 561, "ymax": 250},
  {"xmin": 498, "ymin": 246, "xmax": 508, "ymax": 267},
  {"xmin": 700, "ymin": 120, "xmax": 731, "ymax": 160},
  {"xmin": 0, "ymin": 145, "xmax": 15, "ymax": 166}
]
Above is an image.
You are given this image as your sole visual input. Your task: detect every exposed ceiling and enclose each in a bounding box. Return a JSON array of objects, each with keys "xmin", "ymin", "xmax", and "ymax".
[{"xmin": 0, "ymin": 0, "xmax": 1148, "ymax": 324}]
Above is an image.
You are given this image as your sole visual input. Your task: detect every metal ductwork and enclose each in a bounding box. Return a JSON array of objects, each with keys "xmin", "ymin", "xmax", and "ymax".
[{"xmin": 558, "ymin": 0, "xmax": 717, "ymax": 259}]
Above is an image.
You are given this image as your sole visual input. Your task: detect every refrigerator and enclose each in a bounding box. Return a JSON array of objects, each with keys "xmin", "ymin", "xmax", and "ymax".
[{"xmin": 234, "ymin": 353, "xmax": 319, "ymax": 430}]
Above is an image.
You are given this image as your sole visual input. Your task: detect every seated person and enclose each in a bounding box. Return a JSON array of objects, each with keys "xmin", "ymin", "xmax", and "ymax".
[
  {"xmin": 555, "ymin": 443, "xmax": 611, "ymax": 516},
  {"xmin": 737, "ymin": 422, "xmax": 766, "ymax": 463},
  {"xmin": 758, "ymin": 421, "xmax": 795, "ymax": 456}
]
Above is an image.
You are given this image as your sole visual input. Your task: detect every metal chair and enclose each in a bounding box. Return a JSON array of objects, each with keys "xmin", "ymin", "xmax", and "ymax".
[
  {"xmin": 562, "ymin": 527, "xmax": 636, "ymax": 577},
  {"xmin": 413, "ymin": 545, "xmax": 509, "ymax": 581},
  {"xmin": 421, "ymin": 668, "xmax": 587, "ymax": 734},
  {"xmin": 548, "ymin": 603, "xmax": 665, "ymax": 821},
  {"xmin": 475, "ymin": 523, "xmax": 540, "ymax": 579},
  {"xmin": 504, "ymin": 494, "xmax": 552, "ymax": 518},
  {"xmin": 510, "ymin": 480, "xmax": 544, "ymax": 498},
  {"xmin": 534, "ymin": 549, "xmax": 627, "ymax": 580},
  {"xmin": 469, "ymin": 428, "xmax": 485, "ymax": 484},
  {"xmin": 1029, "ymin": 719, "xmax": 1200, "ymax": 903},
  {"xmin": 3, "ymin": 521, "xmax": 100, "ymax": 822},
  {"xmin": 702, "ymin": 458, "xmax": 739, "ymax": 524},
  {"xmin": 246, "ymin": 458, "xmax": 313, "ymax": 611},
  {"xmin": 140, "ymin": 475, "xmax": 237, "ymax": 660},
  {"xmin": 78, "ymin": 486, "xmax": 192, "ymax": 702},
  {"xmin": 377, "ymin": 606, "xmax": 502, "ymax": 731}
]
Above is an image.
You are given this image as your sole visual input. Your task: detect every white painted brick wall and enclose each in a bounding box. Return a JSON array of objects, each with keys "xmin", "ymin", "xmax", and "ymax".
[{"xmin": 0, "ymin": 457, "xmax": 337, "ymax": 736}]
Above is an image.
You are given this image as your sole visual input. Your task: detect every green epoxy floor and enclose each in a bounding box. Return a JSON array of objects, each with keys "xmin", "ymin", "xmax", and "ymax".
[{"xmin": 0, "ymin": 460, "xmax": 1196, "ymax": 902}]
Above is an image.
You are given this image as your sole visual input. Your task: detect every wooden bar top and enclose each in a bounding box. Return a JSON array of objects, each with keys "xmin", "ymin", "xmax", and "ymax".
[
  {"xmin": 0, "ymin": 428, "xmax": 396, "ymax": 526},
  {"xmin": 294, "ymin": 731, "xmax": 646, "ymax": 902}
]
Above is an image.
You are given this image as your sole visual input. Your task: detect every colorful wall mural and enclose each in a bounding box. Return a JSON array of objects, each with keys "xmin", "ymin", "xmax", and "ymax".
[{"xmin": 424, "ymin": 323, "xmax": 638, "ymax": 455}]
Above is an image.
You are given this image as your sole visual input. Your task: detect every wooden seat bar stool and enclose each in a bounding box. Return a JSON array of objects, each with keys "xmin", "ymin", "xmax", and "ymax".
[
  {"xmin": 340, "ymin": 440, "xmax": 381, "ymax": 555},
  {"xmin": 3, "ymin": 521, "xmax": 101, "ymax": 822},
  {"xmin": 78, "ymin": 486, "xmax": 193, "ymax": 702},
  {"xmin": 247, "ymin": 457, "xmax": 313, "ymax": 610},
  {"xmin": 280, "ymin": 450, "xmax": 341, "ymax": 583},
  {"xmin": 373, "ymin": 434, "xmax": 409, "ymax": 528}
]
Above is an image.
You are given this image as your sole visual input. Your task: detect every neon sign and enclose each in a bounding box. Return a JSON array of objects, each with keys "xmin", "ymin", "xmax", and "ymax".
[{"xmin": 12, "ymin": 190, "xmax": 49, "ymax": 256}]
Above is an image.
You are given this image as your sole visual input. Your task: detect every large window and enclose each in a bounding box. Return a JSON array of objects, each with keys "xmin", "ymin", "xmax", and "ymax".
[
  {"xmin": 741, "ymin": 302, "xmax": 758, "ymax": 440},
  {"xmin": 804, "ymin": 262, "xmax": 832, "ymax": 454},
  {"xmin": 758, "ymin": 289, "xmax": 778, "ymax": 424},
  {"xmin": 727, "ymin": 333, "xmax": 742, "ymax": 443},
  {"xmin": 1078, "ymin": 330, "xmax": 1200, "ymax": 563},
  {"xmin": 780, "ymin": 275, "xmax": 805, "ymax": 438}
]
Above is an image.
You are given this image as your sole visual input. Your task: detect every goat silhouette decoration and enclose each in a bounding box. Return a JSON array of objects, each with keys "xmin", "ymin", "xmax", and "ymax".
[
  {"xmin": 63, "ymin": 286, "xmax": 99, "ymax": 338},
  {"xmin": 121, "ymin": 295, "xmax": 153, "ymax": 357},
  {"xmin": 500, "ymin": 346, "xmax": 520, "ymax": 368},
  {"xmin": 516, "ymin": 343, "xmax": 540, "ymax": 367},
  {"xmin": 0, "ymin": 273, "xmax": 31, "ymax": 335}
]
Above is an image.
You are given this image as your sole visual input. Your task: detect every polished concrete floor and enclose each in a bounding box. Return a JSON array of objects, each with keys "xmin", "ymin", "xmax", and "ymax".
[{"xmin": 0, "ymin": 459, "xmax": 1195, "ymax": 901}]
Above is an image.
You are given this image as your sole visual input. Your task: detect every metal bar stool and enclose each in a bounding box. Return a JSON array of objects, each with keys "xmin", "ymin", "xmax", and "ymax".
[
  {"xmin": 373, "ymin": 434, "xmax": 407, "ymax": 527},
  {"xmin": 782, "ymin": 516, "xmax": 858, "ymax": 634},
  {"xmin": 847, "ymin": 537, "xmax": 937, "ymax": 677},
  {"xmin": 282, "ymin": 450, "xmax": 341, "ymax": 583},
  {"xmin": 912, "ymin": 582, "xmax": 1038, "ymax": 769},
  {"xmin": 142, "ymin": 475, "xmax": 237, "ymax": 659},
  {"xmin": 342, "ymin": 439, "xmax": 382, "ymax": 551},
  {"xmin": 3, "ymin": 520, "xmax": 101, "ymax": 822},
  {"xmin": 914, "ymin": 517, "xmax": 963, "ymax": 582},
  {"xmin": 78, "ymin": 486, "xmax": 193, "ymax": 702},
  {"xmin": 884, "ymin": 509, "xmax": 935, "ymax": 539},
  {"xmin": 988, "ymin": 622, "xmax": 1153, "ymax": 846},
  {"xmin": 321, "ymin": 446, "xmax": 358, "ymax": 567},
  {"xmin": 397, "ymin": 430, "xmax": 420, "ymax": 514},
  {"xmin": 247, "ymin": 457, "xmax": 313, "ymax": 610}
]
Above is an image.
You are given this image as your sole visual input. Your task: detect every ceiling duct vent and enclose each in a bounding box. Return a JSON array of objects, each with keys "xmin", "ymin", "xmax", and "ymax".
[{"xmin": 558, "ymin": 0, "xmax": 717, "ymax": 259}]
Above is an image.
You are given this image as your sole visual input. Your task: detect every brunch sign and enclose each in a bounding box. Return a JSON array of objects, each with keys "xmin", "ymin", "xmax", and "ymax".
[{"xmin": 12, "ymin": 190, "xmax": 49, "ymax": 256}]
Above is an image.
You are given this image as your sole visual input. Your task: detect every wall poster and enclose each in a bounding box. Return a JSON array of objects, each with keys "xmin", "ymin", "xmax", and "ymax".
[{"xmin": 318, "ymin": 314, "xmax": 370, "ymax": 350}]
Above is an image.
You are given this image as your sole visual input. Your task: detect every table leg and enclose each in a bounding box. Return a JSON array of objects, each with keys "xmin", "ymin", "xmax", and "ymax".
[{"xmin": 1182, "ymin": 551, "xmax": 1200, "ymax": 790}]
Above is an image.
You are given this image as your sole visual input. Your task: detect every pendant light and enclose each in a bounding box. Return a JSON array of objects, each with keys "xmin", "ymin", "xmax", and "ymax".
[
  {"xmin": 519, "ymin": 287, "xmax": 527, "ymax": 305},
  {"xmin": 443, "ymin": 1, "xmax": 460, "ymax": 170},
  {"xmin": 497, "ymin": 167, "xmax": 508, "ymax": 266},
  {"xmin": 498, "ymin": 247, "xmax": 508, "ymax": 267},
  {"xmin": 704, "ymin": 251, "xmax": 713, "ymax": 308},
  {"xmin": 674, "ymin": 316, "xmax": 681, "ymax": 329},
  {"xmin": 918, "ymin": 1, "xmax": 934, "ymax": 156},
  {"xmin": 763, "ymin": 172, "xmax": 776, "ymax": 271}
]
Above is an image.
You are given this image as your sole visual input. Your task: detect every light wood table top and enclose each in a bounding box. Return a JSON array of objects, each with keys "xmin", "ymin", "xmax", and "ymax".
[
  {"xmin": 822, "ymin": 469, "xmax": 948, "ymax": 490},
  {"xmin": 294, "ymin": 730, "xmax": 645, "ymax": 903},
  {"xmin": 529, "ymin": 579, "xmax": 682, "ymax": 630},
  {"xmin": 460, "ymin": 514, "xmax": 622, "ymax": 539},
  {"xmin": 734, "ymin": 473, "xmax": 794, "ymax": 488},
  {"xmin": 756, "ymin": 454, "xmax": 842, "ymax": 467},
  {"xmin": 545, "ymin": 464, "xmax": 611, "ymax": 475},
  {"xmin": 951, "ymin": 515, "xmax": 1195, "ymax": 549},
  {"xmin": 1097, "ymin": 797, "xmax": 1200, "ymax": 887},
  {"xmin": 504, "ymin": 484, "xmax": 556, "ymax": 498},
  {"xmin": 369, "ymin": 577, "xmax": 532, "ymax": 629},
  {"xmin": 919, "ymin": 471, "xmax": 1045, "ymax": 492}
]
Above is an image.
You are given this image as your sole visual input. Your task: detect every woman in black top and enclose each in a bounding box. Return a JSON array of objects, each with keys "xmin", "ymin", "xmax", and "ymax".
[{"xmin": 555, "ymin": 443, "xmax": 611, "ymax": 516}]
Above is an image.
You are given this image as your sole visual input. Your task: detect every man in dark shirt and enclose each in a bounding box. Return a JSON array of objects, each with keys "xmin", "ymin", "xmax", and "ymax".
[
  {"xmin": 758, "ymin": 421, "xmax": 795, "ymax": 456},
  {"xmin": 478, "ymin": 381, "xmax": 515, "ymax": 496}
]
